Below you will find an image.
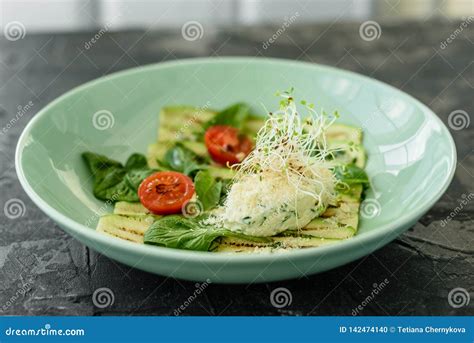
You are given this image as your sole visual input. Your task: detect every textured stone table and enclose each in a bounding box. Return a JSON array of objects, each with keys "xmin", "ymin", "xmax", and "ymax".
[{"xmin": 0, "ymin": 21, "xmax": 472, "ymax": 316}]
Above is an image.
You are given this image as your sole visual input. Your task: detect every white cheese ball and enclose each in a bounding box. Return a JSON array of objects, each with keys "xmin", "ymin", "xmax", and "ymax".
[{"xmin": 221, "ymin": 172, "xmax": 326, "ymax": 237}]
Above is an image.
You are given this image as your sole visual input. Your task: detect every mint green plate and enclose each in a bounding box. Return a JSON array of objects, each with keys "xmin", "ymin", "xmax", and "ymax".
[{"xmin": 16, "ymin": 57, "xmax": 456, "ymax": 283}]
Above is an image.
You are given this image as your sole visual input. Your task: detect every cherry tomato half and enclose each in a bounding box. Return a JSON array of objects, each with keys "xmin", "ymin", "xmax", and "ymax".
[
  {"xmin": 204, "ymin": 125, "xmax": 253, "ymax": 166},
  {"xmin": 138, "ymin": 171, "xmax": 195, "ymax": 215}
]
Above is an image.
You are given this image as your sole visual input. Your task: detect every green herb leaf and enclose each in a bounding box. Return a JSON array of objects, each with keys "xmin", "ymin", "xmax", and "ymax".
[
  {"xmin": 124, "ymin": 168, "xmax": 155, "ymax": 192},
  {"xmin": 333, "ymin": 164, "xmax": 369, "ymax": 185},
  {"xmin": 144, "ymin": 216, "xmax": 224, "ymax": 251},
  {"xmin": 125, "ymin": 153, "xmax": 148, "ymax": 170},
  {"xmin": 82, "ymin": 152, "xmax": 155, "ymax": 202},
  {"xmin": 203, "ymin": 103, "xmax": 250, "ymax": 130},
  {"xmin": 144, "ymin": 216, "xmax": 270, "ymax": 251},
  {"xmin": 162, "ymin": 143, "xmax": 206, "ymax": 176},
  {"xmin": 194, "ymin": 170, "xmax": 222, "ymax": 211},
  {"xmin": 93, "ymin": 168, "xmax": 137, "ymax": 202},
  {"xmin": 82, "ymin": 152, "xmax": 122, "ymax": 175}
]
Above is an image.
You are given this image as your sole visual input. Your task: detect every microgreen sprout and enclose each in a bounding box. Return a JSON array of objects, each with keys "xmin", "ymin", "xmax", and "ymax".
[{"xmin": 231, "ymin": 90, "xmax": 340, "ymax": 207}]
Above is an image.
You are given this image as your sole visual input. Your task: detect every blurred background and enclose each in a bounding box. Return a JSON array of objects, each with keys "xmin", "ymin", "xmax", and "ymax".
[{"xmin": 0, "ymin": 0, "xmax": 473, "ymax": 32}]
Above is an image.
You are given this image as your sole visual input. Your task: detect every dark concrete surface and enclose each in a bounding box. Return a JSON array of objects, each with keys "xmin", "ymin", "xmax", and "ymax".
[{"xmin": 0, "ymin": 20, "xmax": 473, "ymax": 315}]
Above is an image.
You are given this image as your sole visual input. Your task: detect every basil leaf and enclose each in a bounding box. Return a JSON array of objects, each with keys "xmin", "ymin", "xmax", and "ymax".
[
  {"xmin": 144, "ymin": 216, "xmax": 270, "ymax": 251},
  {"xmin": 82, "ymin": 152, "xmax": 122, "ymax": 175},
  {"xmin": 93, "ymin": 168, "xmax": 138, "ymax": 202},
  {"xmin": 194, "ymin": 170, "xmax": 222, "ymax": 211},
  {"xmin": 163, "ymin": 143, "xmax": 206, "ymax": 176},
  {"xmin": 124, "ymin": 168, "xmax": 155, "ymax": 192},
  {"xmin": 333, "ymin": 164, "xmax": 369, "ymax": 185},
  {"xmin": 144, "ymin": 216, "xmax": 224, "ymax": 251},
  {"xmin": 203, "ymin": 103, "xmax": 250, "ymax": 130},
  {"xmin": 82, "ymin": 152, "xmax": 155, "ymax": 202},
  {"xmin": 125, "ymin": 153, "xmax": 148, "ymax": 170}
]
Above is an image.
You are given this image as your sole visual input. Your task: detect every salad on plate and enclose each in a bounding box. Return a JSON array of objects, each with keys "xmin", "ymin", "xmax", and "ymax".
[{"xmin": 82, "ymin": 90, "xmax": 369, "ymax": 253}]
